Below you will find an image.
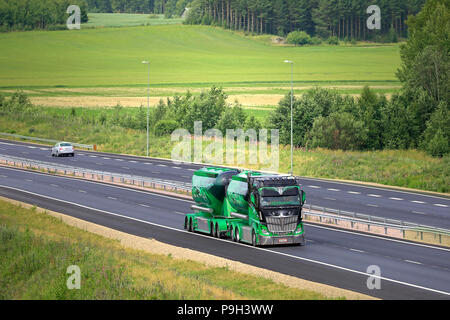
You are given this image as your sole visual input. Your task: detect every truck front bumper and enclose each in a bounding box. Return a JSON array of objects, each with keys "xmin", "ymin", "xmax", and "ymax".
[{"xmin": 258, "ymin": 234, "xmax": 305, "ymax": 246}]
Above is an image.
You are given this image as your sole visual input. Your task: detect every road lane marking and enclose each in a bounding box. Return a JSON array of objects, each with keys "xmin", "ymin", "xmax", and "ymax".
[
  {"xmin": 78, "ymin": 190, "xmax": 86, "ymax": 193},
  {"xmin": 434, "ymin": 204, "xmax": 448, "ymax": 208},
  {"xmin": 175, "ymin": 211, "xmax": 185, "ymax": 215},
  {"xmin": 139, "ymin": 204, "xmax": 150, "ymax": 208},
  {"xmin": 0, "ymin": 175, "xmax": 7, "ymax": 178},
  {"xmin": 324, "ymin": 197, "xmax": 336, "ymax": 201},
  {"xmin": 172, "ymin": 167, "xmax": 181, "ymax": 169},
  {"xmin": 121, "ymin": 167, "xmax": 130, "ymax": 170},
  {"xmin": 367, "ymin": 204, "xmax": 379, "ymax": 207},
  {"xmin": 389, "ymin": 197, "xmax": 403, "ymax": 201},
  {"xmin": 25, "ymin": 179, "xmax": 32, "ymax": 182},
  {"xmin": 144, "ymin": 162, "xmax": 152, "ymax": 165},
  {"xmin": 411, "ymin": 200, "xmax": 426, "ymax": 204},
  {"xmin": 50, "ymin": 184, "xmax": 58, "ymax": 187},
  {"xmin": 349, "ymin": 248, "xmax": 365, "ymax": 253},
  {"xmin": 102, "ymin": 157, "xmax": 110, "ymax": 160},
  {"xmin": 89, "ymin": 155, "xmax": 97, "ymax": 158},
  {"xmin": 368, "ymin": 194, "xmax": 381, "ymax": 197},
  {"xmin": 157, "ymin": 164, "xmax": 167, "ymax": 167},
  {"xmin": 405, "ymin": 260, "xmax": 422, "ymax": 265},
  {"xmin": 308, "ymin": 185, "xmax": 321, "ymax": 189},
  {"xmin": 107, "ymin": 196, "xmax": 117, "ymax": 200},
  {"xmin": 115, "ymin": 159, "xmax": 124, "ymax": 162},
  {"xmin": 347, "ymin": 191, "xmax": 361, "ymax": 194},
  {"xmin": 128, "ymin": 161, "xmax": 137, "ymax": 163},
  {"xmin": 412, "ymin": 211, "xmax": 426, "ymax": 215},
  {"xmin": 327, "ymin": 188, "xmax": 340, "ymax": 192}
]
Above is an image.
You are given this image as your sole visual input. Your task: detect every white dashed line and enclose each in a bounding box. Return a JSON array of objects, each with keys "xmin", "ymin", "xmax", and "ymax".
[
  {"xmin": 144, "ymin": 162, "xmax": 152, "ymax": 165},
  {"xmin": 25, "ymin": 179, "xmax": 32, "ymax": 182},
  {"xmin": 128, "ymin": 161, "xmax": 137, "ymax": 163},
  {"xmin": 39, "ymin": 148, "xmax": 48, "ymax": 150},
  {"xmin": 389, "ymin": 197, "xmax": 403, "ymax": 201},
  {"xmin": 102, "ymin": 157, "xmax": 110, "ymax": 160},
  {"xmin": 107, "ymin": 196, "xmax": 117, "ymax": 200},
  {"xmin": 347, "ymin": 191, "xmax": 361, "ymax": 194},
  {"xmin": 187, "ymin": 169, "xmax": 196, "ymax": 171},
  {"xmin": 404, "ymin": 260, "xmax": 422, "ymax": 265},
  {"xmin": 327, "ymin": 188, "xmax": 340, "ymax": 192},
  {"xmin": 367, "ymin": 204, "xmax": 379, "ymax": 207},
  {"xmin": 0, "ymin": 175, "xmax": 7, "ymax": 178},
  {"xmin": 368, "ymin": 194, "xmax": 381, "ymax": 198},
  {"xmin": 89, "ymin": 155, "xmax": 97, "ymax": 158},
  {"xmin": 349, "ymin": 248, "xmax": 365, "ymax": 253},
  {"xmin": 175, "ymin": 211, "xmax": 185, "ymax": 215},
  {"xmin": 28, "ymin": 146, "xmax": 36, "ymax": 149},
  {"xmin": 121, "ymin": 167, "xmax": 130, "ymax": 170},
  {"xmin": 50, "ymin": 184, "xmax": 58, "ymax": 187},
  {"xmin": 115, "ymin": 159, "xmax": 124, "ymax": 162},
  {"xmin": 172, "ymin": 167, "xmax": 181, "ymax": 169},
  {"xmin": 411, "ymin": 200, "xmax": 426, "ymax": 204},
  {"xmin": 78, "ymin": 190, "xmax": 86, "ymax": 193},
  {"xmin": 324, "ymin": 197, "xmax": 336, "ymax": 201},
  {"xmin": 412, "ymin": 211, "xmax": 426, "ymax": 215},
  {"xmin": 139, "ymin": 204, "xmax": 150, "ymax": 208},
  {"xmin": 157, "ymin": 164, "xmax": 167, "ymax": 167},
  {"xmin": 434, "ymin": 204, "xmax": 448, "ymax": 208},
  {"xmin": 308, "ymin": 185, "xmax": 321, "ymax": 189}
]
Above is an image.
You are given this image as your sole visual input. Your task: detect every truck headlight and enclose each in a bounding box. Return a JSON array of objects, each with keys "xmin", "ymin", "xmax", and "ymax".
[
  {"xmin": 295, "ymin": 225, "xmax": 303, "ymax": 234},
  {"xmin": 260, "ymin": 227, "xmax": 270, "ymax": 236}
]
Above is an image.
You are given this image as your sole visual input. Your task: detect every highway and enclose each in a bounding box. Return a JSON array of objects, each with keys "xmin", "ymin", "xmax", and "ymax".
[
  {"xmin": 1, "ymin": 139, "xmax": 449, "ymax": 229},
  {"xmin": 0, "ymin": 165, "xmax": 449, "ymax": 299}
]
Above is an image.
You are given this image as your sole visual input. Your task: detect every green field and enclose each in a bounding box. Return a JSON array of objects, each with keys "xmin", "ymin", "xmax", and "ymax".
[
  {"xmin": 83, "ymin": 13, "xmax": 184, "ymax": 28},
  {"xmin": 0, "ymin": 24, "xmax": 401, "ymax": 89}
]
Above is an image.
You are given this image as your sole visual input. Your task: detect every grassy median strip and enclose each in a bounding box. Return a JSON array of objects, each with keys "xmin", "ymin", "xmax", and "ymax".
[{"xmin": 0, "ymin": 199, "xmax": 343, "ymax": 300}]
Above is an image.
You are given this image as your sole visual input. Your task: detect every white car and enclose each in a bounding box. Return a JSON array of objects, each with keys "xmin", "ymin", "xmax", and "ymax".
[{"xmin": 51, "ymin": 142, "xmax": 75, "ymax": 157}]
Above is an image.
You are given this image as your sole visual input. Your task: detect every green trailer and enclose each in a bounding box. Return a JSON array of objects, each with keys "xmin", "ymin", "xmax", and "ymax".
[{"xmin": 184, "ymin": 167, "xmax": 306, "ymax": 246}]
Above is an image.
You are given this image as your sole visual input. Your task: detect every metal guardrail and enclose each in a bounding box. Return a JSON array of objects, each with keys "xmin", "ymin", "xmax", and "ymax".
[
  {"xmin": 302, "ymin": 204, "xmax": 450, "ymax": 244},
  {"xmin": 0, "ymin": 154, "xmax": 191, "ymax": 194},
  {"xmin": 0, "ymin": 132, "xmax": 94, "ymax": 150},
  {"xmin": 0, "ymin": 153, "xmax": 448, "ymax": 244}
]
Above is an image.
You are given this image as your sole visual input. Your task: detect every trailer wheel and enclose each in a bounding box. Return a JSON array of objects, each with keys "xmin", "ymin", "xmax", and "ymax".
[{"xmin": 214, "ymin": 223, "xmax": 219, "ymax": 238}]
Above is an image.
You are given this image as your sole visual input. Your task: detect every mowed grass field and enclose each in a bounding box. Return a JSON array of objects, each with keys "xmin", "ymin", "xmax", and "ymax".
[
  {"xmin": 83, "ymin": 13, "xmax": 184, "ymax": 28},
  {"xmin": 0, "ymin": 24, "xmax": 401, "ymax": 89}
]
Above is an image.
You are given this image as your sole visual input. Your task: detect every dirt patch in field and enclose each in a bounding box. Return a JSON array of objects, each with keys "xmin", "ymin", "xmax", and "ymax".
[{"xmin": 0, "ymin": 195, "xmax": 376, "ymax": 300}]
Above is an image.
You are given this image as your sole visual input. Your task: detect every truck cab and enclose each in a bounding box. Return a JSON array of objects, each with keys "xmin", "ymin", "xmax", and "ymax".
[{"xmin": 226, "ymin": 171, "xmax": 306, "ymax": 246}]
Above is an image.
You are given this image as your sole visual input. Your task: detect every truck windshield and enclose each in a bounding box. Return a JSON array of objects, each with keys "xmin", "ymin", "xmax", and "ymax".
[{"xmin": 260, "ymin": 195, "xmax": 300, "ymax": 207}]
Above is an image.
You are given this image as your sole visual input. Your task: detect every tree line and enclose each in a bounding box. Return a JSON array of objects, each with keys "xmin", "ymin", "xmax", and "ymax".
[
  {"xmin": 184, "ymin": 0, "xmax": 427, "ymax": 41},
  {"xmin": 0, "ymin": 0, "xmax": 89, "ymax": 31}
]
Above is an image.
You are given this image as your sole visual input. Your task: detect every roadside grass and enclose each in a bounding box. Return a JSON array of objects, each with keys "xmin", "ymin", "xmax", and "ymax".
[
  {"xmin": 0, "ymin": 112, "xmax": 448, "ymax": 193},
  {"xmin": 0, "ymin": 199, "xmax": 333, "ymax": 299}
]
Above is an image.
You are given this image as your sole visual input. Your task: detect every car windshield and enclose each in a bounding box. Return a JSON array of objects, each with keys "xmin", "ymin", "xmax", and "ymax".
[
  {"xmin": 260, "ymin": 195, "xmax": 300, "ymax": 207},
  {"xmin": 60, "ymin": 143, "xmax": 72, "ymax": 147}
]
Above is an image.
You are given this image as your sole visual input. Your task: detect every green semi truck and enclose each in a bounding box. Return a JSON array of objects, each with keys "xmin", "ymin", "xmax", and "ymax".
[{"xmin": 184, "ymin": 167, "xmax": 306, "ymax": 246}]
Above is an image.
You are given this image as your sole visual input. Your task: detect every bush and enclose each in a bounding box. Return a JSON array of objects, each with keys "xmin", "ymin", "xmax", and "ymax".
[
  {"xmin": 307, "ymin": 112, "xmax": 368, "ymax": 150},
  {"xmin": 155, "ymin": 120, "xmax": 179, "ymax": 136},
  {"xmin": 326, "ymin": 36, "xmax": 339, "ymax": 45},
  {"xmin": 310, "ymin": 36, "xmax": 322, "ymax": 45},
  {"xmin": 286, "ymin": 31, "xmax": 311, "ymax": 46}
]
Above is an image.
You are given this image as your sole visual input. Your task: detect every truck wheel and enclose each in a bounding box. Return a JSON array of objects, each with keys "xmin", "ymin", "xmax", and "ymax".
[
  {"xmin": 184, "ymin": 216, "xmax": 188, "ymax": 230},
  {"xmin": 210, "ymin": 223, "xmax": 214, "ymax": 236},
  {"xmin": 235, "ymin": 227, "xmax": 240, "ymax": 242},
  {"xmin": 252, "ymin": 230, "xmax": 257, "ymax": 247}
]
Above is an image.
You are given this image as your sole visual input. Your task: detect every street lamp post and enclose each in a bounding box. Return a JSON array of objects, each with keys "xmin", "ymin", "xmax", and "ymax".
[
  {"xmin": 142, "ymin": 60, "xmax": 150, "ymax": 157},
  {"xmin": 284, "ymin": 60, "xmax": 294, "ymax": 176}
]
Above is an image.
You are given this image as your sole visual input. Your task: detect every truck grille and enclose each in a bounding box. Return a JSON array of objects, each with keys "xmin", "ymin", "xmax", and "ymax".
[{"xmin": 265, "ymin": 216, "xmax": 298, "ymax": 235}]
